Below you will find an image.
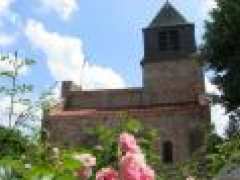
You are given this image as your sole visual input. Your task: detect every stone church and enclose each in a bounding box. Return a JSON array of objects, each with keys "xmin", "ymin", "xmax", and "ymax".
[{"xmin": 44, "ymin": 2, "xmax": 210, "ymax": 164}]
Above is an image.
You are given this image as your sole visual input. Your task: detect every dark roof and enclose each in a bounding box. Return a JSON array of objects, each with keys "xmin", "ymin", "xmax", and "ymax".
[{"xmin": 149, "ymin": 1, "xmax": 188, "ymax": 27}]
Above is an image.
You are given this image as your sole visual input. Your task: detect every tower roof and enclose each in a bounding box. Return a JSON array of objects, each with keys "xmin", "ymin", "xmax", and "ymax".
[{"xmin": 149, "ymin": 1, "xmax": 188, "ymax": 28}]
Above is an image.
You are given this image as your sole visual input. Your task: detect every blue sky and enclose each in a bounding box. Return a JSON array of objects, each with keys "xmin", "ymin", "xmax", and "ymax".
[
  {"xmin": 0, "ymin": 0, "xmax": 216, "ymax": 89},
  {"xmin": 1, "ymin": 0, "xmax": 229, "ymax": 135}
]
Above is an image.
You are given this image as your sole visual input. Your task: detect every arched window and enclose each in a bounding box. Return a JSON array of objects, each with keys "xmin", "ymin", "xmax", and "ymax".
[{"xmin": 162, "ymin": 141, "xmax": 173, "ymax": 163}]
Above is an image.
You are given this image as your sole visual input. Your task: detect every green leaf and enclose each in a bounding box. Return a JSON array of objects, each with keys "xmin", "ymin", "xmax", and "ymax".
[
  {"xmin": 0, "ymin": 54, "xmax": 9, "ymax": 61},
  {"xmin": 0, "ymin": 71, "xmax": 15, "ymax": 77},
  {"xmin": 23, "ymin": 58, "xmax": 35, "ymax": 66}
]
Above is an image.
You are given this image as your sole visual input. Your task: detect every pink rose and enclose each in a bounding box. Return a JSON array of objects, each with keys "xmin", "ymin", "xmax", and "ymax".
[
  {"xmin": 140, "ymin": 165, "xmax": 155, "ymax": 180},
  {"xmin": 120, "ymin": 153, "xmax": 155, "ymax": 180},
  {"xmin": 119, "ymin": 132, "xmax": 139, "ymax": 153},
  {"xmin": 96, "ymin": 167, "xmax": 119, "ymax": 180}
]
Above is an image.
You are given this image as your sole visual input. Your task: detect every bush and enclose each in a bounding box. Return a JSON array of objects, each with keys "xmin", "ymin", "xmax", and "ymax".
[
  {"xmin": 86, "ymin": 117, "xmax": 161, "ymax": 172},
  {"xmin": 0, "ymin": 127, "xmax": 30, "ymax": 158}
]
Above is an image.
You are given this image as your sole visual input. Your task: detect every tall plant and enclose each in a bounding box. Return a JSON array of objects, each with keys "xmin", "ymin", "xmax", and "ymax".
[{"xmin": 0, "ymin": 51, "xmax": 35, "ymax": 128}]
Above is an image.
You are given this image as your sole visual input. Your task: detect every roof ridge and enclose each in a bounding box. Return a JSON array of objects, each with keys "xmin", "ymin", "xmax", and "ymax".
[{"xmin": 149, "ymin": 2, "xmax": 188, "ymax": 28}]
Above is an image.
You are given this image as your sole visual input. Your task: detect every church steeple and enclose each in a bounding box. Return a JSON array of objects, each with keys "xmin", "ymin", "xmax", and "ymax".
[
  {"xmin": 141, "ymin": 2, "xmax": 196, "ymax": 65},
  {"xmin": 149, "ymin": 1, "xmax": 188, "ymax": 27},
  {"xmin": 142, "ymin": 2, "xmax": 200, "ymax": 99}
]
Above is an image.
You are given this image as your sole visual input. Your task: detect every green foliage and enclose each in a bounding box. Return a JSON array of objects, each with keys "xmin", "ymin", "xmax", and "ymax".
[
  {"xmin": 206, "ymin": 135, "xmax": 240, "ymax": 177},
  {"xmin": 203, "ymin": 1, "xmax": 240, "ymax": 173},
  {"xmin": 4, "ymin": 114, "xmax": 240, "ymax": 179},
  {"xmin": 225, "ymin": 110, "xmax": 240, "ymax": 138},
  {"xmin": 203, "ymin": 0, "xmax": 240, "ymax": 136},
  {"xmin": 206, "ymin": 126, "xmax": 224, "ymax": 154},
  {"xmin": 0, "ymin": 166, "xmax": 21, "ymax": 180},
  {"xmin": 0, "ymin": 127, "xmax": 30, "ymax": 157},
  {"xmin": 0, "ymin": 125, "xmax": 85, "ymax": 179},
  {"xmin": 0, "ymin": 145, "xmax": 83, "ymax": 179},
  {"xmin": 179, "ymin": 126, "xmax": 240, "ymax": 179},
  {"xmin": 0, "ymin": 51, "xmax": 35, "ymax": 128},
  {"xmin": 203, "ymin": 0, "xmax": 240, "ymax": 112},
  {"xmin": 86, "ymin": 115, "xmax": 164, "ymax": 178}
]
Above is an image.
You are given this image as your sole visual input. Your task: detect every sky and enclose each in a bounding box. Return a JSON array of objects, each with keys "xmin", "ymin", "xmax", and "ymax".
[{"xmin": 0, "ymin": 0, "xmax": 229, "ymax": 135}]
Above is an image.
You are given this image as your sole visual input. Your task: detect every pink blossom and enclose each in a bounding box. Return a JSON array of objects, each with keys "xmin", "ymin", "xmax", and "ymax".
[
  {"xmin": 96, "ymin": 167, "xmax": 119, "ymax": 180},
  {"xmin": 119, "ymin": 132, "xmax": 139, "ymax": 153},
  {"xmin": 140, "ymin": 165, "xmax": 155, "ymax": 180},
  {"xmin": 76, "ymin": 166, "xmax": 92, "ymax": 179},
  {"xmin": 120, "ymin": 153, "xmax": 155, "ymax": 180},
  {"xmin": 73, "ymin": 153, "xmax": 96, "ymax": 167}
]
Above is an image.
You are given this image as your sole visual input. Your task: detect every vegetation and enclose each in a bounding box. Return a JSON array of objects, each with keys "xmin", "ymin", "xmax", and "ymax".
[
  {"xmin": 203, "ymin": 0, "xmax": 240, "ymax": 111},
  {"xmin": 0, "ymin": 125, "xmax": 83, "ymax": 179},
  {"xmin": 179, "ymin": 126, "xmax": 240, "ymax": 179},
  {"xmin": 87, "ymin": 116, "xmax": 161, "ymax": 171},
  {"xmin": 0, "ymin": 116, "xmax": 161, "ymax": 179},
  {"xmin": 3, "ymin": 112, "xmax": 239, "ymax": 180},
  {"xmin": 203, "ymin": 0, "xmax": 240, "ymax": 136},
  {"xmin": 0, "ymin": 52, "xmax": 35, "ymax": 128}
]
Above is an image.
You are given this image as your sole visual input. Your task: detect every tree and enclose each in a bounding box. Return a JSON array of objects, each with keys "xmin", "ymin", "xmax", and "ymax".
[
  {"xmin": 225, "ymin": 110, "xmax": 240, "ymax": 138},
  {"xmin": 0, "ymin": 51, "xmax": 35, "ymax": 128},
  {"xmin": 203, "ymin": 0, "xmax": 240, "ymax": 136},
  {"xmin": 203, "ymin": 0, "xmax": 240, "ymax": 112}
]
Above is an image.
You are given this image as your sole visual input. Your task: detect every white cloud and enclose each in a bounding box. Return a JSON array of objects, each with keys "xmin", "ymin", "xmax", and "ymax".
[
  {"xmin": 0, "ymin": 33, "xmax": 15, "ymax": 46},
  {"xmin": 80, "ymin": 64, "xmax": 126, "ymax": 89},
  {"xmin": 205, "ymin": 75, "xmax": 229, "ymax": 136},
  {"xmin": 40, "ymin": 0, "xmax": 78, "ymax": 20},
  {"xmin": 205, "ymin": 75, "xmax": 221, "ymax": 96},
  {"xmin": 201, "ymin": 0, "xmax": 217, "ymax": 17},
  {"xmin": 25, "ymin": 19, "xmax": 125, "ymax": 89},
  {"xmin": 211, "ymin": 105, "xmax": 229, "ymax": 136},
  {"xmin": 0, "ymin": 0, "xmax": 14, "ymax": 16}
]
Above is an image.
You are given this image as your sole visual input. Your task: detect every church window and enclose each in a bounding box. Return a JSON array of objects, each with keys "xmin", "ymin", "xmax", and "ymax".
[
  {"xmin": 162, "ymin": 141, "xmax": 173, "ymax": 163},
  {"xmin": 158, "ymin": 30, "xmax": 180, "ymax": 51},
  {"xmin": 169, "ymin": 30, "xmax": 180, "ymax": 51},
  {"xmin": 158, "ymin": 32, "xmax": 168, "ymax": 51}
]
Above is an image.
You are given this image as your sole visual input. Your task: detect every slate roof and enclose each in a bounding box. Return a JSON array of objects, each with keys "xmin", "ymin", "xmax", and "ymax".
[{"xmin": 149, "ymin": 1, "xmax": 188, "ymax": 27}]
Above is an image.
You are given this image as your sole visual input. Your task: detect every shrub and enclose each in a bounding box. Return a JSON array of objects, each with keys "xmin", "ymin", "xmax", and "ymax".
[{"xmin": 0, "ymin": 127, "xmax": 30, "ymax": 158}]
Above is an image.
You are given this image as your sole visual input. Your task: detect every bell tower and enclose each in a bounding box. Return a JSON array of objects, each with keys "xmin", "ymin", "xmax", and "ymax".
[{"xmin": 142, "ymin": 1, "xmax": 203, "ymax": 103}]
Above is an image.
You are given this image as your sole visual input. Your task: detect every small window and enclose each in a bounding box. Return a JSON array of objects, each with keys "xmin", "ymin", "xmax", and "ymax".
[
  {"xmin": 162, "ymin": 141, "xmax": 173, "ymax": 163},
  {"xmin": 158, "ymin": 30, "xmax": 180, "ymax": 52},
  {"xmin": 169, "ymin": 30, "xmax": 180, "ymax": 51},
  {"xmin": 159, "ymin": 32, "xmax": 167, "ymax": 51}
]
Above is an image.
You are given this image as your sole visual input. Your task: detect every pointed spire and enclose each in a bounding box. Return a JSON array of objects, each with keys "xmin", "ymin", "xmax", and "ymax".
[{"xmin": 149, "ymin": 1, "xmax": 188, "ymax": 28}]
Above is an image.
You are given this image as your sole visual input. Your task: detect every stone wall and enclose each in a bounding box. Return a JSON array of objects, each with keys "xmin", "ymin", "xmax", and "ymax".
[
  {"xmin": 45, "ymin": 103, "xmax": 210, "ymax": 163},
  {"xmin": 63, "ymin": 87, "xmax": 143, "ymax": 109},
  {"xmin": 142, "ymin": 58, "xmax": 204, "ymax": 104}
]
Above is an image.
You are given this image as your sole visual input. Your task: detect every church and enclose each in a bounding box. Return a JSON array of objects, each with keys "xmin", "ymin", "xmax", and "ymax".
[{"xmin": 44, "ymin": 2, "xmax": 210, "ymax": 164}]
